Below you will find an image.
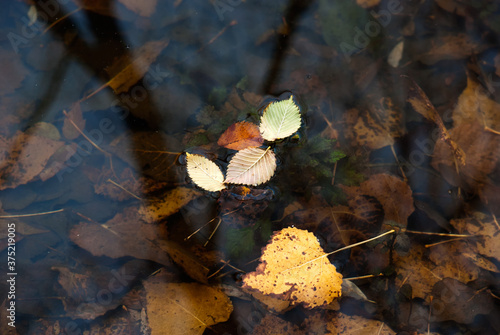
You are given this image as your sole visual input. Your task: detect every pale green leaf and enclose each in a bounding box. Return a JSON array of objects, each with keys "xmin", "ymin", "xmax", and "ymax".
[
  {"xmin": 259, "ymin": 95, "xmax": 301, "ymax": 141},
  {"xmin": 186, "ymin": 153, "xmax": 225, "ymax": 192},
  {"xmin": 225, "ymin": 147, "xmax": 276, "ymax": 186}
]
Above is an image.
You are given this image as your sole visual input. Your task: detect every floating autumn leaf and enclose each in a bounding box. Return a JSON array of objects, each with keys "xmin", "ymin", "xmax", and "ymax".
[
  {"xmin": 217, "ymin": 121, "xmax": 264, "ymax": 150},
  {"xmin": 144, "ymin": 278, "xmax": 233, "ymax": 335},
  {"xmin": 186, "ymin": 153, "xmax": 225, "ymax": 192},
  {"xmin": 259, "ymin": 95, "xmax": 301, "ymax": 141},
  {"xmin": 242, "ymin": 227, "xmax": 343, "ymax": 309},
  {"xmin": 225, "ymin": 147, "xmax": 276, "ymax": 186}
]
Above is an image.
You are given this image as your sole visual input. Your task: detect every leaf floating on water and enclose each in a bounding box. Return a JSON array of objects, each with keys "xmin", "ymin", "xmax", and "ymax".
[
  {"xmin": 217, "ymin": 121, "xmax": 264, "ymax": 150},
  {"xmin": 259, "ymin": 95, "xmax": 301, "ymax": 141},
  {"xmin": 242, "ymin": 227, "xmax": 343, "ymax": 309},
  {"xmin": 186, "ymin": 153, "xmax": 225, "ymax": 192},
  {"xmin": 225, "ymin": 147, "xmax": 276, "ymax": 186}
]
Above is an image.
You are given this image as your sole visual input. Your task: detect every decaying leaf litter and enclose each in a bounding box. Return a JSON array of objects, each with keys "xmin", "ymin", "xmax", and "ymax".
[{"xmin": 1, "ymin": 0, "xmax": 500, "ymax": 334}]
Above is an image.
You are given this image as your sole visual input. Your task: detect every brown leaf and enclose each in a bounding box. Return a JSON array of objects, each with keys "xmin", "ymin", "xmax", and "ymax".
[
  {"xmin": 144, "ymin": 278, "xmax": 233, "ymax": 335},
  {"xmin": 217, "ymin": 121, "xmax": 264, "ymax": 150},
  {"xmin": 105, "ymin": 39, "xmax": 169, "ymax": 94},
  {"xmin": 432, "ymin": 121, "xmax": 500, "ymax": 190},
  {"xmin": 119, "ymin": 0, "xmax": 157, "ymax": 17},
  {"xmin": 69, "ymin": 207, "xmax": 172, "ymax": 266},
  {"xmin": 450, "ymin": 213, "xmax": 500, "ymax": 266},
  {"xmin": 0, "ymin": 47, "xmax": 29, "ymax": 96},
  {"xmin": 0, "ymin": 131, "xmax": 65, "ymax": 190},
  {"xmin": 252, "ymin": 314, "xmax": 302, "ymax": 335},
  {"xmin": 453, "ymin": 76, "xmax": 500, "ymax": 131},
  {"xmin": 63, "ymin": 102, "xmax": 86, "ymax": 140},
  {"xmin": 157, "ymin": 241, "xmax": 210, "ymax": 283},
  {"xmin": 341, "ymin": 174, "xmax": 414, "ymax": 226},
  {"xmin": 242, "ymin": 227, "xmax": 343, "ymax": 309},
  {"xmin": 431, "ymin": 278, "xmax": 494, "ymax": 324},
  {"xmin": 108, "ymin": 131, "xmax": 182, "ymax": 182},
  {"xmin": 138, "ymin": 187, "xmax": 201, "ymax": 222},
  {"xmin": 342, "ymin": 97, "xmax": 403, "ymax": 150},
  {"xmin": 416, "ymin": 33, "xmax": 489, "ymax": 65},
  {"xmin": 303, "ymin": 311, "xmax": 397, "ymax": 335},
  {"xmin": 405, "ymin": 75, "xmax": 465, "ymax": 166}
]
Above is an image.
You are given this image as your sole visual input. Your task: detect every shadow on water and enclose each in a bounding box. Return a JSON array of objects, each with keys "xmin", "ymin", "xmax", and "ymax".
[{"xmin": 0, "ymin": 0, "xmax": 499, "ymax": 334}]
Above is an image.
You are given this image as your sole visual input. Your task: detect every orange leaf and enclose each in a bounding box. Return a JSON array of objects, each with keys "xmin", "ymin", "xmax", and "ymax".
[{"xmin": 217, "ymin": 121, "xmax": 264, "ymax": 150}]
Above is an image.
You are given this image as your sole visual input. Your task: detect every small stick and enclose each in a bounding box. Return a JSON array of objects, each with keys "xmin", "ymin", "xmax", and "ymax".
[
  {"xmin": 344, "ymin": 273, "xmax": 383, "ymax": 281},
  {"xmin": 282, "ymin": 230, "xmax": 395, "ymax": 273},
  {"xmin": 204, "ymin": 217, "xmax": 222, "ymax": 247},
  {"xmin": 0, "ymin": 208, "xmax": 64, "ymax": 218},
  {"xmin": 425, "ymin": 237, "xmax": 467, "ymax": 248},
  {"xmin": 404, "ymin": 229, "xmax": 471, "ymax": 237},
  {"xmin": 107, "ymin": 178, "xmax": 143, "ymax": 200}
]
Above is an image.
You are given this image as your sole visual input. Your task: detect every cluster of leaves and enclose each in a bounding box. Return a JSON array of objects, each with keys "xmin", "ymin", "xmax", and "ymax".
[{"xmin": 186, "ymin": 95, "xmax": 302, "ymax": 191}]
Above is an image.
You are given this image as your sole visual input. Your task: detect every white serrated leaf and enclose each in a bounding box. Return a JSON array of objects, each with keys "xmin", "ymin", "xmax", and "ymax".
[
  {"xmin": 186, "ymin": 153, "xmax": 225, "ymax": 192},
  {"xmin": 225, "ymin": 147, "xmax": 276, "ymax": 186},
  {"xmin": 259, "ymin": 95, "xmax": 301, "ymax": 141}
]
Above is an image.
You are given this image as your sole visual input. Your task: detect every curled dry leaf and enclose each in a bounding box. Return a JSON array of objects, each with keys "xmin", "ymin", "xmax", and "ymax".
[
  {"xmin": 259, "ymin": 95, "xmax": 301, "ymax": 141},
  {"xmin": 242, "ymin": 227, "xmax": 343, "ymax": 309},
  {"xmin": 217, "ymin": 121, "xmax": 264, "ymax": 150},
  {"xmin": 225, "ymin": 147, "xmax": 276, "ymax": 186},
  {"xmin": 186, "ymin": 153, "xmax": 225, "ymax": 192}
]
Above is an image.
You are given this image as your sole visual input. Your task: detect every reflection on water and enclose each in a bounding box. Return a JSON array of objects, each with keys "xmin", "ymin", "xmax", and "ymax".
[{"xmin": 0, "ymin": 0, "xmax": 500, "ymax": 334}]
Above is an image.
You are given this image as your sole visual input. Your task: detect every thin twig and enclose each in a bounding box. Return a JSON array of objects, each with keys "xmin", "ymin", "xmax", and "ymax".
[{"xmin": 0, "ymin": 208, "xmax": 64, "ymax": 218}]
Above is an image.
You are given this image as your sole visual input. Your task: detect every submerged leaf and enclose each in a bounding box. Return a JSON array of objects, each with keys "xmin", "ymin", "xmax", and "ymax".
[
  {"xmin": 259, "ymin": 96, "xmax": 301, "ymax": 141},
  {"xmin": 186, "ymin": 153, "xmax": 225, "ymax": 192},
  {"xmin": 225, "ymin": 147, "xmax": 276, "ymax": 186}
]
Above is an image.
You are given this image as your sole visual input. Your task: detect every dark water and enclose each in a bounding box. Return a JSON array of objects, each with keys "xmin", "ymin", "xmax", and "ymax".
[{"xmin": 0, "ymin": 0, "xmax": 499, "ymax": 334}]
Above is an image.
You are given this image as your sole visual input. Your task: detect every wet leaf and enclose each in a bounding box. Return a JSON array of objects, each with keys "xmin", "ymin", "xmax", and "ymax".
[
  {"xmin": 0, "ymin": 131, "xmax": 65, "ymax": 190},
  {"xmin": 431, "ymin": 278, "xmax": 494, "ymax": 324},
  {"xmin": 225, "ymin": 147, "xmax": 276, "ymax": 186},
  {"xmin": 406, "ymin": 76, "xmax": 466, "ymax": 166},
  {"xmin": 69, "ymin": 207, "xmax": 172, "ymax": 266},
  {"xmin": 259, "ymin": 96, "xmax": 301, "ymax": 141},
  {"xmin": 342, "ymin": 97, "xmax": 403, "ymax": 150},
  {"xmin": 303, "ymin": 311, "xmax": 397, "ymax": 334},
  {"xmin": 144, "ymin": 279, "xmax": 233, "ymax": 335},
  {"xmin": 242, "ymin": 227, "xmax": 343, "ymax": 309},
  {"xmin": 341, "ymin": 174, "xmax": 414, "ymax": 226},
  {"xmin": 62, "ymin": 102, "xmax": 86, "ymax": 140},
  {"xmin": 139, "ymin": 187, "xmax": 201, "ymax": 222},
  {"xmin": 108, "ymin": 131, "xmax": 182, "ymax": 182},
  {"xmin": 119, "ymin": 0, "xmax": 157, "ymax": 17},
  {"xmin": 432, "ymin": 120, "xmax": 500, "ymax": 190},
  {"xmin": 105, "ymin": 39, "xmax": 169, "ymax": 94},
  {"xmin": 217, "ymin": 121, "xmax": 264, "ymax": 150},
  {"xmin": 252, "ymin": 314, "xmax": 302, "ymax": 335},
  {"xmin": 451, "ymin": 213, "xmax": 500, "ymax": 266},
  {"xmin": 416, "ymin": 33, "xmax": 489, "ymax": 65},
  {"xmin": 186, "ymin": 153, "xmax": 225, "ymax": 192}
]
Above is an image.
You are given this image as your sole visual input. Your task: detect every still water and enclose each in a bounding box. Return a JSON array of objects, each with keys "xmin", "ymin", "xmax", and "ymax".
[{"xmin": 0, "ymin": 0, "xmax": 499, "ymax": 334}]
